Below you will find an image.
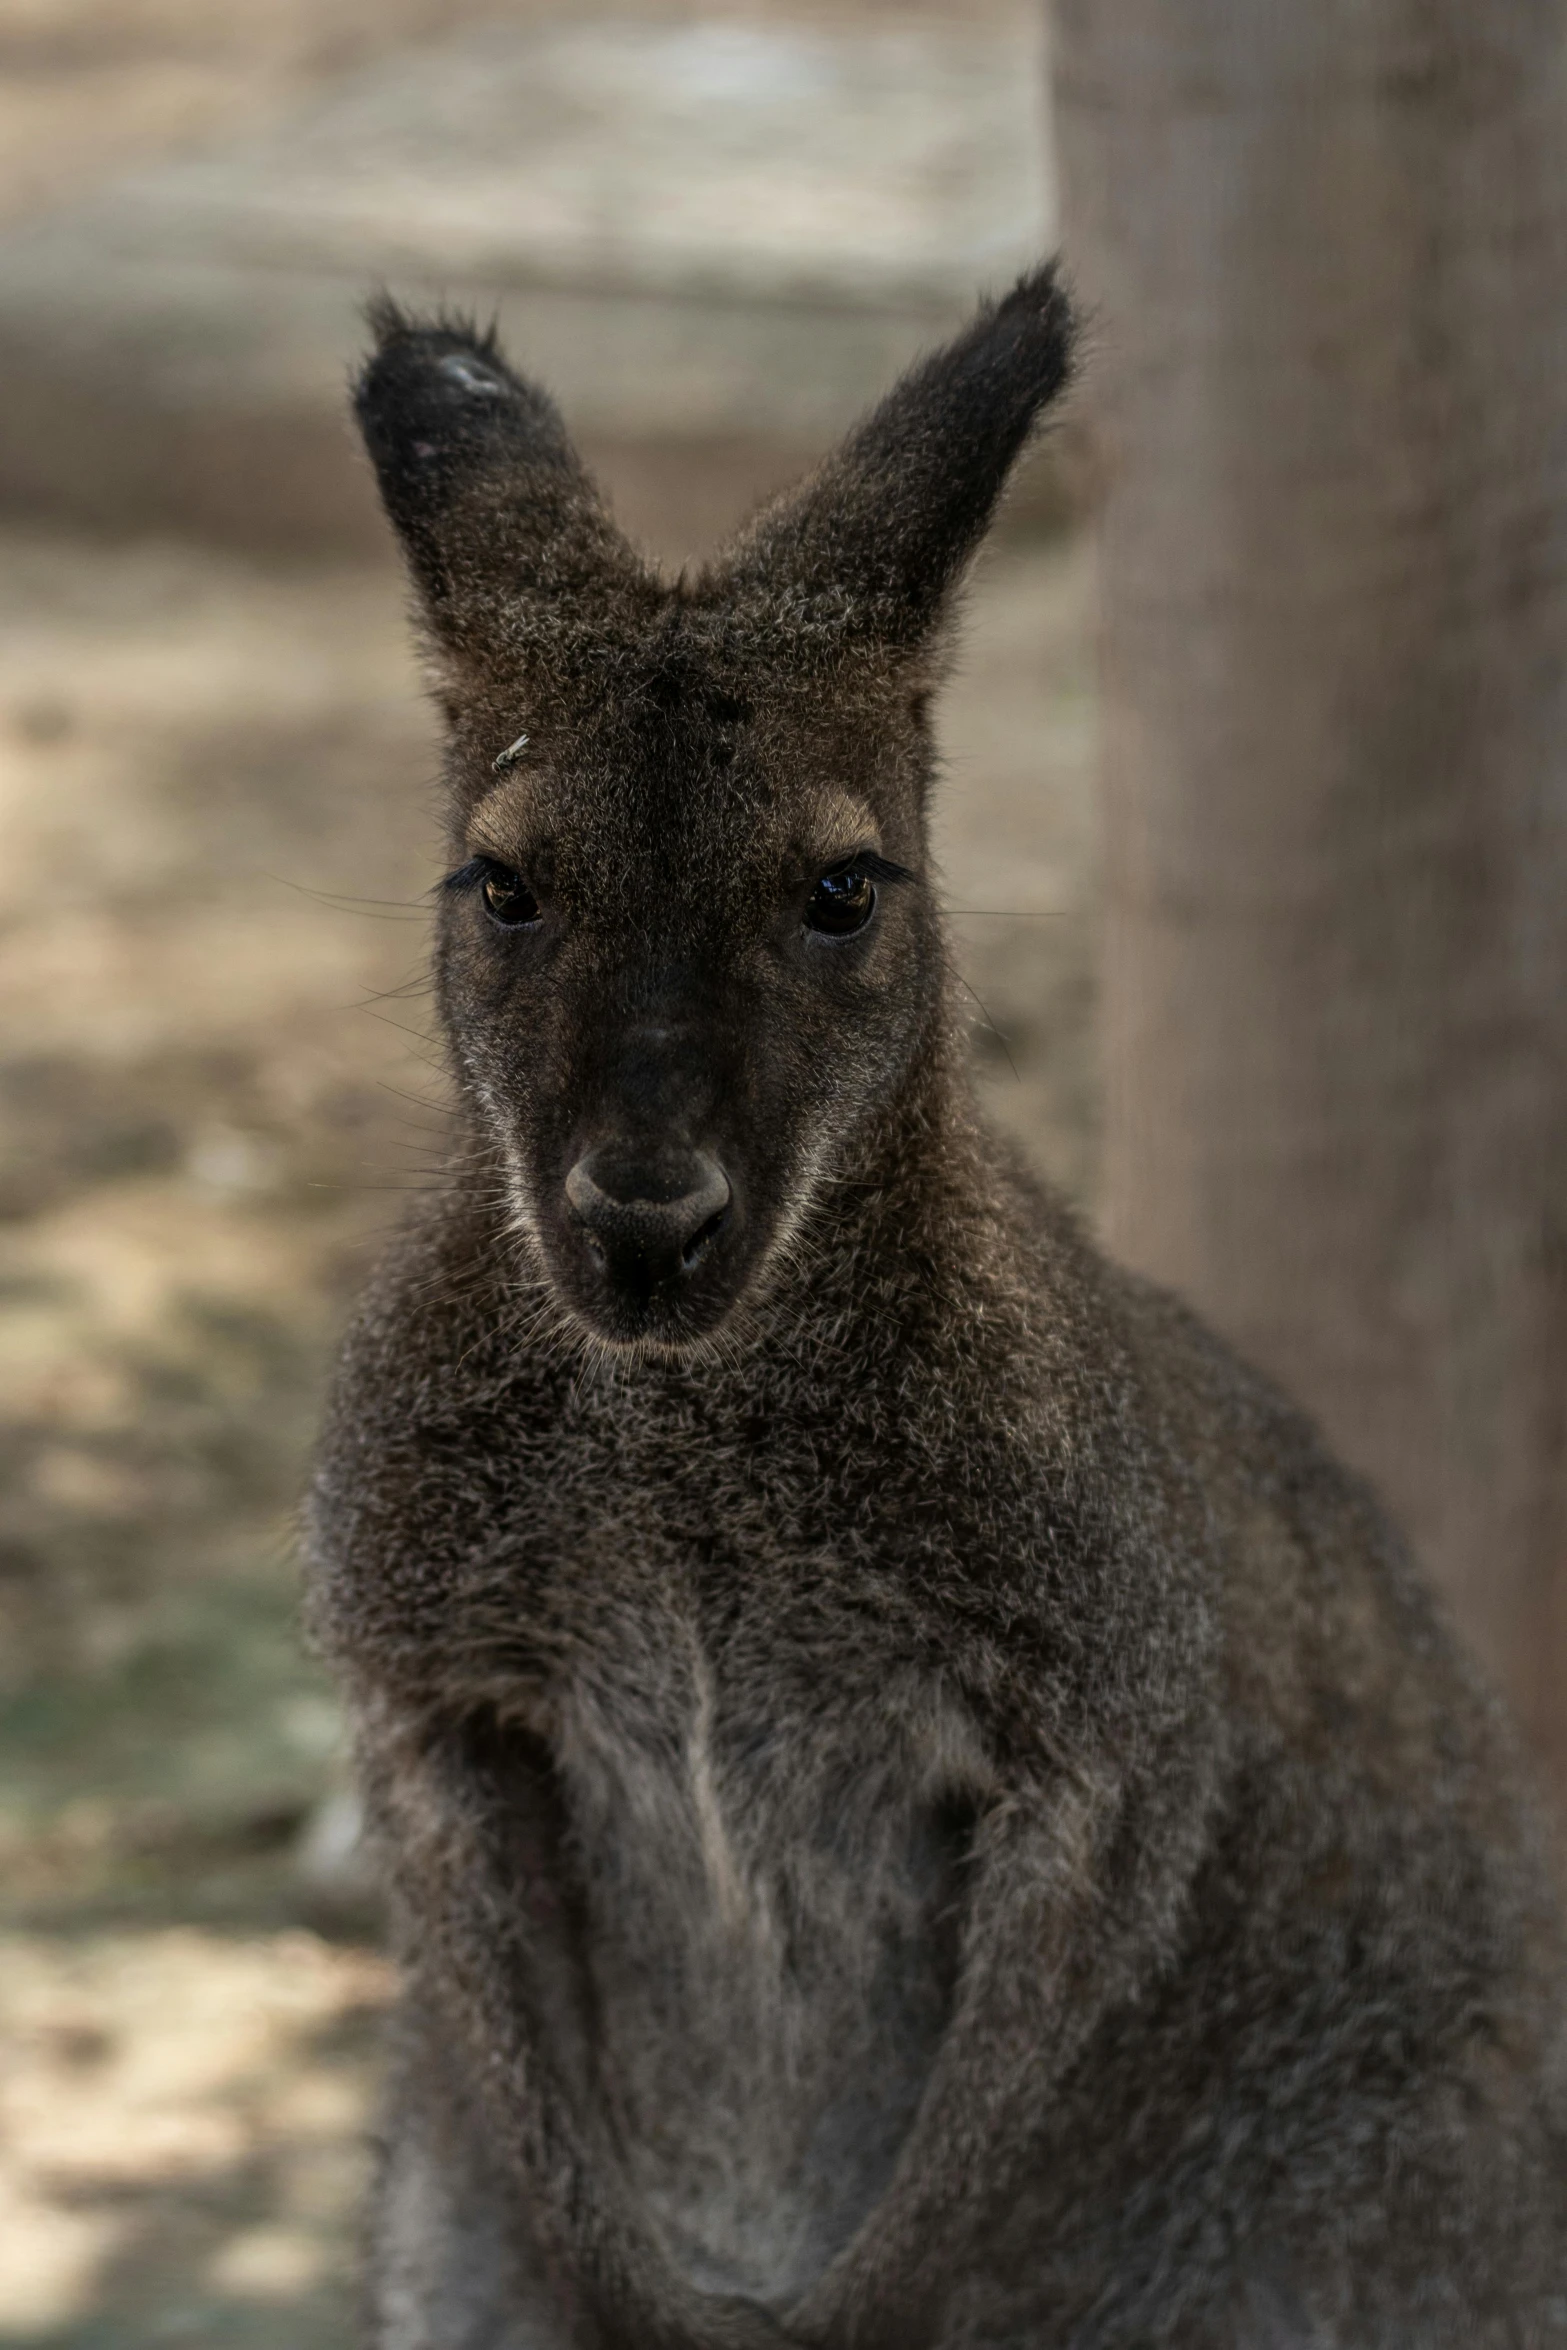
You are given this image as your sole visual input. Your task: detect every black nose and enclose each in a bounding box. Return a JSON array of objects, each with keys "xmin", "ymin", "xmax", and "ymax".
[{"xmin": 564, "ymin": 1147, "xmax": 732, "ymax": 1282}]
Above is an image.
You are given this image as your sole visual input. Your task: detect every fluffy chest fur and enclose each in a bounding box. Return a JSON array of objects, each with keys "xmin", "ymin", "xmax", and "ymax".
[
  {"xmin": 529, "ymin": 1576, "xmax": 976, "ymax": 2309},
  {"xmin": 350, "ymin": 1324, "xmax": 1023, "ymax": 2306}
]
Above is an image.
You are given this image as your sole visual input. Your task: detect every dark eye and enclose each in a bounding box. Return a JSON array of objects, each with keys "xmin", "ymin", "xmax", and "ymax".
[
  {"xmin": 805, "ymin": 864, "xmax": 876, "ymax": 938},
  {"xmin": 480, "ymin": 864, "xmax": 541, "ymax": 928}
]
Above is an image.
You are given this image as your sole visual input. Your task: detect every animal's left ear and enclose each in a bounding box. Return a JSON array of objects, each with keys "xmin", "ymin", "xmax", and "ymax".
[
  {"xmin": 353, "ymin": 297, "xmax": 654, "ymax": 669},
  {"xmin": 716, "ymin": 264, "xmax": 1074, "ymax": 655}
]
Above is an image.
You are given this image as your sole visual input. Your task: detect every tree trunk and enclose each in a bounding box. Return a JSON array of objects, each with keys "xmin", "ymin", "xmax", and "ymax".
[{"xmin": 1051, "ymin": 1, "xmax": 1567, "ymax": 1790}]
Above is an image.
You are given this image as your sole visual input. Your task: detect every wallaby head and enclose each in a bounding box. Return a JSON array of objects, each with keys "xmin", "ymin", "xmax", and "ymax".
[{"xmin": 354, "ymin": 269, "xmax": 1073, "ymax": 1349}]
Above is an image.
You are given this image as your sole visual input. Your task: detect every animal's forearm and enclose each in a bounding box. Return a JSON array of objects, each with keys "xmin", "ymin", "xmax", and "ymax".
[
  {"xmin": 365, "ymin": 1715, "xmax": 792, "ymax": 2350},
  {"xmin": 787, "ymin": 1774, "xmax": 1166, "ymax": 2350}
]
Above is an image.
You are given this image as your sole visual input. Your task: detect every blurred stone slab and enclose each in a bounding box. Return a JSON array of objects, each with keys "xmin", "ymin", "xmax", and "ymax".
[{"xmin": 0, "ymin": 17, "xmax": 1056, "ymax": 557}]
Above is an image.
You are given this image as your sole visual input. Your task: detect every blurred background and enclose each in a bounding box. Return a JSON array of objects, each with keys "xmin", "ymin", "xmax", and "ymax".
[{"xmin": 0, "ymin": 0, "xmax": 1562, "ymax": 2341}]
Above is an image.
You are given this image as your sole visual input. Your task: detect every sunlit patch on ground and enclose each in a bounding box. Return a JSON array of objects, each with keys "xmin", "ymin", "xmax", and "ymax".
[{"xmin": 0, "ymin": 1928, "xmax": 393, "ymax": 2347}]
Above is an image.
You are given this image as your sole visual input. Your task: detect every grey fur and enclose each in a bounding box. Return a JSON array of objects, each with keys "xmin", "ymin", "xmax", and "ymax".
[{"xmin": 308, "ymin": 268, "xmax": 1567, "ymax": 2348}]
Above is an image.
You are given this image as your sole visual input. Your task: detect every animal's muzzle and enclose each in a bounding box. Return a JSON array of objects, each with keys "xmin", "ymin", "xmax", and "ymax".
[{"xmin": 564, "ymin": 1145, "xmax": 732, "ymax": 1287}]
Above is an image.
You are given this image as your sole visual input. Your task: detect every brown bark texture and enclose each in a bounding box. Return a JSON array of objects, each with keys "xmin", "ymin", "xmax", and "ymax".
[{"xmin": 1051, "ymin": 0, "xmax": 1567, "ymax": 1790}]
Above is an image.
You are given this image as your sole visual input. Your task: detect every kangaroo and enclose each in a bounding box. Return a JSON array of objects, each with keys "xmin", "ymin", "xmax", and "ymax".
[{"xmin": 307, "ymin": 269, "xmax": 1567, "ymax": 2349}]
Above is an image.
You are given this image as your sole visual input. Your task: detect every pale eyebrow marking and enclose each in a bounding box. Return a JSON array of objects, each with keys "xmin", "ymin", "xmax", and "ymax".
[
  {"xmin": 807, "ymin": 790, "xmax": 881, "ymax": 866},
  {"xmin": 468, "ymin": 768, "xmax": 544, "ymax": 860},
  {"xmin": 492, "ymin": 732, "xmax": 530, "ymax": 772}
]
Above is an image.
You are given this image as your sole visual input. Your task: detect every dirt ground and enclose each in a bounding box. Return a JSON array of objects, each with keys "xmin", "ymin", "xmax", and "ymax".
[{"xmin": 0, "ymin": 508, "xmax": 1096, "ymax": 2341}]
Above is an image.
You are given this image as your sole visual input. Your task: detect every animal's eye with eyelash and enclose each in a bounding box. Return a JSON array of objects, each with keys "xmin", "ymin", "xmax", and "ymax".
[
  {"xmin": 805, "ymin": 864, "xmax": 876, "ymax": 937},
  {"xmin": 479, "ymin": 864, "xmax": 541, "ymax": 928}
]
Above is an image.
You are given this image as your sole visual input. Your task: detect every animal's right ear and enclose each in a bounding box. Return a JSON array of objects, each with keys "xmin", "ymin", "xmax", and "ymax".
[{"xmin": 353, "ymin": 297, "xmax": 652, "ymax": 667}]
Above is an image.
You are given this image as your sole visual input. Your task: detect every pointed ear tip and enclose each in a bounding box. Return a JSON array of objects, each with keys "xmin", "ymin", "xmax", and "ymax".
[
  {"xmin": 354, "ymin": 294, "xmax": 507, "ymax": 405},
  {"xmin": 362, "ymin": 287, "xmax": 412, "ymax": 348},
  {"xmin": 992, "ymin": 260, "xmax": 1077, "ymax": 371}
]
